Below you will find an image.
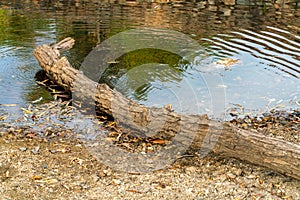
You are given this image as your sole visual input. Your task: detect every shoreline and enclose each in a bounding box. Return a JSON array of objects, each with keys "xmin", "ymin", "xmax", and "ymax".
[{"xmin": 0, "ymin": 100, "xmax": 299, "ymax": 199}]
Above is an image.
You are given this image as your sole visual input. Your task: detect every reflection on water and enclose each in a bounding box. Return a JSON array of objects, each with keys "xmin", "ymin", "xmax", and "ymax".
[
  {"xmin": 0, "ymin": 0, "xmax": 299, "ymax": 118},
  {"xmin": 203, "ymin": 28, "xmax": 300, "ymax": 77}
]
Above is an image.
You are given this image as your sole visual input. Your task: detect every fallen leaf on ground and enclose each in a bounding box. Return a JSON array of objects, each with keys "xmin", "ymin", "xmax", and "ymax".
[
  {"xmin": 150, "ymin": 139, "xmax": 166, "ymax": 145},
  {"xmin": 31, "ymin": 175, "xmax": 42, "ymax": 180}
]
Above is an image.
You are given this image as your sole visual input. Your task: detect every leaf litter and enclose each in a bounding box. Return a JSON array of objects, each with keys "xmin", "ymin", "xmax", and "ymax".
[{"xmin": 0, "ymin": 99, "xmax": 299, "ymax": 199}]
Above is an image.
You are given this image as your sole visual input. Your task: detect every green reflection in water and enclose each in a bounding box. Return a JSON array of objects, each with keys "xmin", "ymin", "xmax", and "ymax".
[
  {"xmin": 100, "ymin": 48, "xmax": 189, "ymax": 101},
  {"xmin": 25, "ymin": 85, "xmax": 54, "ymax": 104},
  {"xmin": 0, "ymin": 9, "xmax": 49, "ymax": 45},
  {"xmin": 0, "ymin": 8, "xmax": 56, "ymax": 105}
]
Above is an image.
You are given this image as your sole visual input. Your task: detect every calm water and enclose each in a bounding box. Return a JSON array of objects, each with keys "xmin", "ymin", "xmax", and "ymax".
[{"xmin": 0, "ymin": 0, "xmax": 299, "ymax": 119}]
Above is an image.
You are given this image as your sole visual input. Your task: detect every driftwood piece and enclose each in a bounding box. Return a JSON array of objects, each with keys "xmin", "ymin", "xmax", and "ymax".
[{"xmin": 34, "ymin": 38, "xmax": 300, "ymax": 180}]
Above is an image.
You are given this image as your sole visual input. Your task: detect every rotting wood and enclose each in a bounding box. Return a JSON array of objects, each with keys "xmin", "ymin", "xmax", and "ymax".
[{"xmin": 34, "ymin": 38, "xmax": 300, "ymax": 180}]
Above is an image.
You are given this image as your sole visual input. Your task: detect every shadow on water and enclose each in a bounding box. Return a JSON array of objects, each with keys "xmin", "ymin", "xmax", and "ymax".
[{"xmin": 0, "ymin": 0, "xmax": 299, "ymax": 118}]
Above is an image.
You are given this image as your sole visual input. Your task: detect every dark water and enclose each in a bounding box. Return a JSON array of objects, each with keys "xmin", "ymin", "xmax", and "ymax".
[{"xmin": 0, "ymin": 0, "xmax": 299, "ymax": 118}]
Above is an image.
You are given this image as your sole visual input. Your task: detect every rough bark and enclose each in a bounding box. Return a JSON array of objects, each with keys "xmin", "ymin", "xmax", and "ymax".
[{"xmin": 34, "ymin": 38, "xmax": 300, "ymax": 180}]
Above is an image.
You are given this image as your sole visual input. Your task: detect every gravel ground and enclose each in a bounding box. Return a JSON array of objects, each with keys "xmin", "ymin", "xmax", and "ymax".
[{"xmin": 0, "ymin": 100, "xmax": 299, "ymax": 199}]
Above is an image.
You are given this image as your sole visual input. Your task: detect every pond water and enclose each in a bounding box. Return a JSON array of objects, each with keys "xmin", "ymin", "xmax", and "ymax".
[{"xmin": 0, "ymin": 0, "xmax": 299, "ymax": 119}]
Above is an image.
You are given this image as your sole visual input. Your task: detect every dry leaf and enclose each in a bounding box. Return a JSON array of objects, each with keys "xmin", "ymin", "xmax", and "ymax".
[
  {"xmin": 126, "ymin": 189, "xmax": 142, "ymax": 194},
  {"xmin": 26, "ymin": 133, "xmax": 37, "ymax": 138},
  {"xmin": 31, "ymin": 175, "xmax": 42, "ymax": 180},
  {"xmin": 216, "ymin": 58, "xmax": 238, "ymax": 67},
  {"xmin": 21, "ymin": 108, "xmax": 33, "ymax": 114},
  {"xmin": 121, "ymin": 143, "xmax": 132, "ymax": 149},
  {"xmin": 0, "ymin": 104, "xmax": 17, "ymax": 107},
  {"xmin": 151, "ymin": 139, "xmax": 166, "ymax": 145},
  {"xmin": 45, "ymin": 178, "xmax": 59, "ymax": 184}
]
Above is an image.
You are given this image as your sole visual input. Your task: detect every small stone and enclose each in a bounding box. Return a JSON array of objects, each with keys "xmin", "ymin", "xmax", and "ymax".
[
  {"xmin": 164, "ymin": 104, "xmax": 173, "ymax": 112},
  {"xmin": 185, "ymin": 166, "xmax": 197, "ymax": 173},
  {"xmin": 208, "ymin": 6, "xmax": 218, "ymax": 11},
  {"xmin": 248, "ymin": 174, "xmax": 256, "ymax": 179},
  {"xmin": 227, "ymin": 172, "xmax": 236, "ymax": 179},
  {"xmin": 220, "ymin": 174, "xmax": 227, "ymax": 182},
  {"xmin": 46, "ymin": 178, "xmax": 59, "ymax": 185},
  {"xmin": 8, "ymin": 128, "xmax": 15, "ymax": 133},
  {"xmin": 186, "ymin": 188, "xmax": 194, "ymax": 194},
  {"xmin": 31, "ymin": 146, "xmax": 40, "ymax": 154},
  {"xmin": 91, "ymin": 174, "xmax": 99, "ymax": 182},
  {"xmin": 49, "ymin": 149, "xmax": 58, "ymax": 154},
  {"xmin": 235, "ymin": 168, "xmax": 242, "ymax": 176},
  {"xmin": 48, "ymin": 188, "xmax": 54, "ymax": 193},
  {"xmin": 41, "ymin": 164, "xmax": 47, "ymax": 169},
  {"xmin": 208, "ymin": 0, "xmax": 215, "ymax": 5},
  {"xmin": 241, "ymin": 123, "xmax": 248, "ymax": 129},
  {"xmin": 103, "ymin": 169, "xmax": 112, "ymax": 176},
  {"xmin": 274, "ymin": 3, "xmax": 281, "ymax": 9},
  {"xmin": 75, "ymin": 144, "xmax": 82, "ymax": 148},
  {"xmin": 80, "ymin": 182, "xmax": 88, "ymax": 189},
  {"xmin": 19, "ymin": 147, "xmax": 27, "ymax": 152},
  {"xmin": 223, "ymin": 0, "xmax": 235, "ymax": 5},
  {"xmin": 198, "ymin": 2, "xmax": 206, "ymax": 9},
  {"xmin": 223, "ymin": 9, "xmax": 232, "ymax": 16}
]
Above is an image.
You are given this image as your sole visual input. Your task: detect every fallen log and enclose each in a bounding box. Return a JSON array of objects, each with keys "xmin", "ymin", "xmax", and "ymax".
[{"xmin": 34, "ymin": 38, "xmax": 300, "ymax": 180}]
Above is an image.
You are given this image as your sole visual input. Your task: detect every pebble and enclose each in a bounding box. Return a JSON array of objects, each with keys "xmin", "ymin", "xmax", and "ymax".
[
  {"xmin": 220, "ymin": 174, "xmax": 227, "ymax": 182},
  {"xmin": 235, "ymin": 168, "xmax": 242, "ymax": 176},
  {"xmin": 185, "ymin": 166, "xmax": 197, "ymax": 173},
  {"xmin": 248, "ymin": 174, "xmax": 256, "ymax": 179},
  {"xmin": 31, "ymin": 146, "xmax": 40, "ymax": 154},
  {"xmin": 42, "ymin": 164, "xmax": 47, "ymax": 169},
  {"xmin": 91, "ymin": 174, "xmax": 99, "ymax": 182},
  {"xmin": 8, "ymin": 128, "xmax": 14, "ymax": 133},
  {"xmin": 112, "ymin": 179, "xmax": 122, "ymax": 185},
  {"xmin": 19, "ymin": 147, "xmax": 27, "ymax": 152},
  {"xmin": 103, "ymin": 169, "xmax": 112, "ymax": 176},
  {"xmin": 227, "ymin": 173, "xmax": 236, "ymax": 179}
]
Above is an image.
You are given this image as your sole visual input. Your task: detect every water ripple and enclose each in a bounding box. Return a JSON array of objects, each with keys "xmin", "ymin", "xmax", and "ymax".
[{"xmin": 203, "ymin": 27, "xmax": 300, "ymax": 78}]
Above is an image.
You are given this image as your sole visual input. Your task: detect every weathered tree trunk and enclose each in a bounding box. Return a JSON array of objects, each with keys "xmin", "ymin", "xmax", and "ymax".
[{"xmin": 34, "ymin": 38, "xmax": 300, "ymax": 180}]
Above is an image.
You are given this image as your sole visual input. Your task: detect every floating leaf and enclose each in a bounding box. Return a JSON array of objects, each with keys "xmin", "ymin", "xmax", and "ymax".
[
  {"xmin": 0, "ymin": 103, "xmax": 17, "ymax": 107},
  {"xmin": 21, "ymin": 108, "xmax": 33, "ymax": 114},
  {"xmin": 216, "ymin": 58, "xmax": 238, "ymax": 67}
]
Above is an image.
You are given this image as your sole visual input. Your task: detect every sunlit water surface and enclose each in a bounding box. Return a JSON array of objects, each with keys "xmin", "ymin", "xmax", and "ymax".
[{"xmin": 0, "ymin": 0, "xmax": 299, "ymax": 120}]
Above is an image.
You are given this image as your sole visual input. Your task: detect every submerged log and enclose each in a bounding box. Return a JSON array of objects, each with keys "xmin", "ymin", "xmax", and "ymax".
[{"xmin": 34, "ymin": 38, "xmax": 300, "ymax": 180}]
